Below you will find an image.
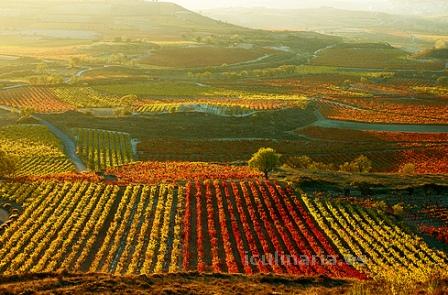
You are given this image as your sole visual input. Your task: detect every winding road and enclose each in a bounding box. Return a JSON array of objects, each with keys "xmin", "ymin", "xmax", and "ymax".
[{"xmin": 33, "ymin": 116, "xmax": 87, "ymax": 172}]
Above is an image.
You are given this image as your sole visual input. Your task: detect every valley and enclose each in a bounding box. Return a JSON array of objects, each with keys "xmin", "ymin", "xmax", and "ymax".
[{"xmin": 0, "ymin": 1, "xmax": 447, "ymax": 294}]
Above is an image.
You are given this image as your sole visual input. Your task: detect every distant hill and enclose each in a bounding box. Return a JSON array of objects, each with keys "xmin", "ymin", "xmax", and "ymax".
[
  {"xmin": 201, "ymin": 7, "xmax": 448, "ymax": 34},
  {"xmin": 0, "ymin": 0, "xmax": 248, "ymax": 41},
  {"xmin": 417, "ymin": 48, "xmax": 448, "ymax": 59},
  {"xmin": 201, "ymin": 7, "xmax": 448, "ymax": 51},
  {"xmin": 0, "ymin": 1, "xmax": 341, "ymax": 52}
]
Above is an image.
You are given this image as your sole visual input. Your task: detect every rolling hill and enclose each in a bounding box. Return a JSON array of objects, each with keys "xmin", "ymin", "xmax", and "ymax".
[
  {"xmin": 0, "ymin": 0, "xmax": 341, "ymax": 54},
  {"xmin": 202, "ymin": 7, "xmax": 448, "ymax": 34},
  {"xmin": 201, "ymin": 7, "xmax": 448, "ymax": 50},
  {"xmin": 418, "ymin": 48, "xmax": 448, "ymax": 59},
  {"xmin": 0, "ymin": 0, "xmax": 248, "ymax": 41}
]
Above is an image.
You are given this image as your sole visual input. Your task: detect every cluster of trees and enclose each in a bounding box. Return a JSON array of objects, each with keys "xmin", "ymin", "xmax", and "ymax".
[
  {"xmin": 248, "ymin": 148, "xmax": 374, "ymax": 178},
  {"xmin": 288, "ymin": 155, "xmax": 373, "ymax": 173},
  {"xmin": 29, "ymin": 75, "xmax": 64, "ymax": 86},
  {"xmin": 222, "ymin": 65, "xmax": 299, "ymax": 79},
  {"xmin": 190, "ymin": 34, "xmax": 244, "ymax": 46},
  {"xmin": 189, "ymin": 65, "xmax": 305, "ymax": 81},
  {"xmin": 70, "ymin": 54, "xmax": 136, "ymax": 67},
  {"xmin": 28, "ymin": 63, "xmax": 64, "ymax": 86}
]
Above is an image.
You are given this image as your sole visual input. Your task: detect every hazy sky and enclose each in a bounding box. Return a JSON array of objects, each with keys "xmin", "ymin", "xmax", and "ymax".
[
  {"xmin": 168, "ymin": 0, "xmax": 448, "ymax": 15},
  {"xmin": 171, "ymin": 0, "xmax": 377, "ymax": 10}
]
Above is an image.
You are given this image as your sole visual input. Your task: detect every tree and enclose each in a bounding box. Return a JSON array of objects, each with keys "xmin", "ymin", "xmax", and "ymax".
[
  {"xmin": 353, "ymin": 155, "xmax": 372, "ymax": 173},
  {"xmin": 248, "ymin": 147, "xmax": 280, "ymax": 179},
  {"xmin": 339, "ymin": 155, "xmax": 372, "ymax": 173},
  {"xmin": 0, "ymin": 151, "xmax": 17, "ymax": 179}
]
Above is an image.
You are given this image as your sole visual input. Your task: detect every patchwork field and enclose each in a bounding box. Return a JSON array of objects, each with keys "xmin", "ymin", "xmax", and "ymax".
[{"xmin": 0, "ymin": 2, "xmax": 447, "ymax": 292}]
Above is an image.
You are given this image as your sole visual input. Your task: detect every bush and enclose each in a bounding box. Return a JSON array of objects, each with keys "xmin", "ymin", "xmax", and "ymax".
[
  {"xmin": 400, "ymin": 163, "xmax": 416, "ymax": 175},
  {"xmin": 339, "ymin": 155, "xmax": 372, "ymax": 173},
  {"xmin": 0, "ymin": 151, "xmax": 17, "ymax": 178},
  {"xmin": 372, "ymin": 201, "xmax": 388, "ymax": 212},
  {"xmin": 287, "ymin": 156, "xmax": 335, "ymax": 171},
  {"xmin": 392, "ymin": 203, "xmax": 405, "ymax": 216}
]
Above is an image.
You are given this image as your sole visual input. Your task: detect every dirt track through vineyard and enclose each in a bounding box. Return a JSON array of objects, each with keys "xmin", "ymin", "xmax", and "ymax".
[
  {"xmin": 0, "ymin": 105, "xmax": 87, "ymax": 172},
  {"xmin": 34, "ymin": 116, "xmax": 87, "ymax": 172}
]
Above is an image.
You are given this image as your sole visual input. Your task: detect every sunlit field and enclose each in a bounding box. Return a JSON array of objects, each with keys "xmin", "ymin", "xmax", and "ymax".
[{"xmin": 0, "ymin": 0, "xmax": 447, "ymax": 294}]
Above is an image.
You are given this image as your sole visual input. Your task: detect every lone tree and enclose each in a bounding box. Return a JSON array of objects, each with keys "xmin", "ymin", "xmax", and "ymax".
[
  {"xmin": 0, "ymin": 151, "xmax": 17, "ymax": 179},
  {"xmin": 249, "ymin": 147, "xmax": 280, "ymax": 179}
]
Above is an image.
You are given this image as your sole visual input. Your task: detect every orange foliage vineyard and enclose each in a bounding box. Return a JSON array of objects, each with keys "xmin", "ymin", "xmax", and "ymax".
[{"xmin": 0, "ymin": 87, "xmax": 74, "ymax": 113}]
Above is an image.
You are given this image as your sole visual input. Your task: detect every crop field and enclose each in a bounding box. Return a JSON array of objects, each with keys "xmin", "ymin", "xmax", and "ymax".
[
  {"xmin": 0, "ymin": 124, "xmax": 74, "ymax": 176},
  {"xmin": 137, "ymin": 103, "xmax": 254, "ymax": 117},
  {"xmin": 136, "ymin": 98, "xmax": 307, "ymax": 115},
  {"xmin": 1, "ymin": 1, "xmax": 448, "ymax": 293},
  {"xmin": 0, "ymin": 87, "xmax": 74, "ymax": 113},
  {"xmin": 92, "ymin": 81, "xmax": 216, "ymax": 98},
  {"xmin": 296, "ymin": 147, "xmax": 448, "ymax": 174},
  {"xmin": 422, "ymin": 206, "xmax": 448, "ymax": 226},
  {"xmin": 317, "ymin": 98, "xmax": 448, "ymax": 125},
  {"xmin": 295, "ymin": 127, "xmax": 448, "ymax": 174},
  {"xmin": 0, "ymin": 180, "xmax": 446, "ymax": 281},
  {"xmin": 311, "ymin": 44, "xmax": 444, "ymax": 70},
  {"xmin": 181, "ymin": 180, "xmax": 364, "ymax": 278},
  {"xmin": 136, "ymin": 135, "xmax": 447, "ymax": 174},
  {"xmin": 420, "ymin": 226, "xmax": 448, "ymax": 245},
  {"xmin": 140, "ymin": 46, "xmax": 273, "ymax": 68},
  {"xmin": 299, "ymin": 127, "xmax": 448, "ymax": 143},
  {"xmin": 53, "ymin": 87, "xmax": 122, "ymax": 108},
  {"xmin": 399, "ymin": 146, "xmax": 448, "ymax": 174},
  {"xmin": 136, "ymin": 139, "xmax": 323, "ymax": 163},
  {"xmin": 301, "ymin": 194, "xmax": 448, "ymax": 280},
  {"xmin": 107, "ymin": 162, "xmax": 262, "ymax": 185},
  {"xmin": 73, "ymin": 128, "xmax": 134, "ymax": 171}
]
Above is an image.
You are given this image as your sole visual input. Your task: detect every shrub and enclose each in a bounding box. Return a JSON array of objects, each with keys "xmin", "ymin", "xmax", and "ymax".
[
  {"xmin": 400, "ymin": 163, "xmax": 416, "ymax": 175},
  {"xmin": 339, "ymin": 155, "xmax": 372, "ymax": 173}
]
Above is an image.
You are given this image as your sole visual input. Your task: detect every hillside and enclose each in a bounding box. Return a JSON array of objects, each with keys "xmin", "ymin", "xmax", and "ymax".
[
  {"xmin": 201, "ymin": 7, "xmax": 448, "ymax": 50},
  {"xmin": 418, "ymin": 48, "xmax": 448, "ymax": 59},
  {"xmin": 0, "ymin": 0, "xmax": 340, "ymax": 55},
  {"xmin": 202, "ymin": 7, "xmax": 448, "ymax": 33},
  {"xmin": 0, "ymin": 0, "xmax": 248, "ymax": 41}
]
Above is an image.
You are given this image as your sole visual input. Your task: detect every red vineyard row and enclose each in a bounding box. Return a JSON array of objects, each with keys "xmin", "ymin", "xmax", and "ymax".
[{"xmin": 181, "ymin": 180, "xmax": 366, "ymax": 279}]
